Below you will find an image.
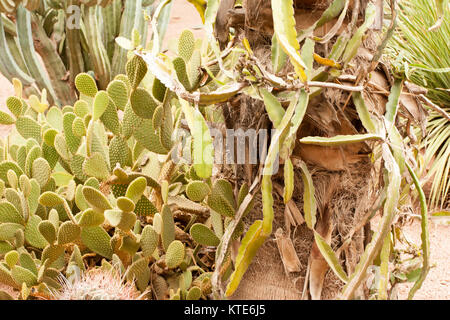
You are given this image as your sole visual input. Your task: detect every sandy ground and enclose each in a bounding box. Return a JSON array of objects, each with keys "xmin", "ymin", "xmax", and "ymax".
[{"xmin": 0, "ymin": 1, "xmax": 448, "ymax": 300}]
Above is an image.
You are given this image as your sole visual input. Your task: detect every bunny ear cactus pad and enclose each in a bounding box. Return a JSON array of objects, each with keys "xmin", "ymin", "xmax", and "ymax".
[
  {"xmin": 186, "ymin": 181, "xmax": 211, "ymax": 202},
  {"xmin": 125, "ymin": 177, "xmax": 147, "ymax": 203},
  {"xmin": 104, "ymin": 209, "xmax": 136, "ymax": 232},
  {"xmin": 38, "ymin": 221, "xmax": 57, "ymax": 245},
  {"xmin": 93, "ymin": 91, "xmax": 109, "ymax": 121},
  {"xmin": 207, "ymin": 179, "xmax": 236, "ymax": 217},
  {"xmin": 140, "ymin": 225, "xmax": 159, "ymax": 258},
  {"xmin": 57, "ymin": 221, "xmax": 81, "ymax": 245},
  {"xmin": 39, "ymin": 191, "xmax": 64, "ymax": 207},
  {"xmin": 130, "ymin": 88, "xmax": 158, "ymax": 119},
  {"xmin": 178, "ymin": 30, "xmax": 195, "ymax": 62},
  {"xmin": 32, "ymin": 158, "xmax": 51, "ymax": 188},
  {"xmin": 81, "ymin": 226, "xmax": 113, "ymax": 259},
  {"xmin": 107, "ymin": 80, "xmax": 128, "ymax": 111},
  {"xmin": 126, "ymin": 55, "xmax": 148, "ymax": 90},
  {"xmin": 75, "ymin": 73, "xmax": 98, "ymax": 97},
  {"xmin": 82, "ymin": 153, "xmax": 110, "ymax": 181},
  {"xmin": 190, "ymin": 223, "xmax": 220, "ymax": 246},
  {"xmin": 6, "ymin": 96, "xmax": 22, "ymax": 118},
  {"xmin": 78, "ymin": 209, "xmax": 105, "ymax": 227},
  {"xmin": 161, "ymin": 205, "xmax": 175, "ymax": 251},
  {"xmin": 82, "ymin": 186, "xmax": 112, "ymax": 213},
  {"xmin": 165, "ymin": 240, "xmax": 185, "ymax": 269}
]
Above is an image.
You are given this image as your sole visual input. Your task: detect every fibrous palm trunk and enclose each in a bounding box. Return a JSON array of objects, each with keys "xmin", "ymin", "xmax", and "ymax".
[{"xmin": 213, "ymin": 0, "xmax": 415, "ymax": 300}]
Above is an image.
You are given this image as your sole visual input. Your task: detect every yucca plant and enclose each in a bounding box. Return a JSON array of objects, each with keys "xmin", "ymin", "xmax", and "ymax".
[
  {"xmin": 387, "ymin": 0, "xmax": 450, "ymax": 209},
  {"xmin": 0, "ymin": 0, "xmax": 173, "ymax": 107}
]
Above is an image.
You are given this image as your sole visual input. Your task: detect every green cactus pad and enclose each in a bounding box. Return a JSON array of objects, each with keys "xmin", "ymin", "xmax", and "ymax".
[
  {"xmin": 24, "ymin": 145, "xmax": 41, "ymax": 177},
  {"xmin": 57, "ymin": 221, "xmax": 81, "ymax": 245},
  {"xmin": 48, "ymin": 209, "xmax": 59, "ymax": 230},
  {"xmin": 152, "ymin": 105, "xmax": 163, "ymax": 129},
  {"xmin": 19, "ymin": 252, "xmax": 37, "ymax": 276},
  {"xmin": 70, "ymin": 154, "xmax": 89, "ymax": 182},
  {"xmin": 38, "ymin": 221, "xmax": 56, "ymax": 244},
  {"xmin": 63, "ymin": 113, "xmax": 82, "ymax": 154},
  {"xmin": 178, "ymin": 30, "xmax": 195, "ymax": 62},
  {"xmin": 152, "ymin": 78, "xmax": 167, "ymax": 102},
  {"xmin": 161, "ymin": 205, "xmax": 175, "ymax": 251},
  {"xmin": 116, "ymin": 197, "xmax": 135, "ymax": 212},
  {"xmin": 78, "ymin": 208, "xmax": 105, "ymax": 227},
  {"xmin": 82, "ymin": 186, "xmax": 112, "ymax": 213},
  {"xmin": 109, "ymin": 136, "xmax": 129, "ymax": 169},
  {"xmin": 41, "ymin": 244, "xmax": 65, "ymax": 266},
  {"xmin": 24, "ymin": 215, "xmax": 47, "ymax": 249},
  {"xmin": 0, "ymin": 201, "xmax": 25, "ymax": 225},
  {"xmin": 5, "ymin": 250, "xmax": 19, "ymax": 268},
  {"xmin": 130, "ymin": 88, "xmax": 158, "ymax": 120},
  {"xmin": 53, "ymin": 133, "xmax": 71, "ymax": 161},
  {"xmin": 165, "ymin": 240, "xmax": 185, "ymax": 269},
  {"xmin": 119, "ymin": 235, "xmax": 140, "ymax": 255},
  {"xmin": 0, "ymin": 111, "xmax": 15, "ymax": 125},
  {"xmin": 15, "ymin": 116, "xmax": 41, "ymax": 144},
  {"xmin": 0, "ymin": 223, "xmax": 24, "ymax": 241},
  {"xmin": 6, "ymin": 170, "xmax": 18, "ymax": 189},
  {"xmin": 38, "ymin": 191, "xmax": 64, "ymax": 207},
  {"xmin": 16, "ymin": 146, "xmax": 27, "ymax": 171},
  {"xmin": 140, "ymin": 225, "xmax": 159, "ymax": 258},
  {"xmin": 93, "ymin": 91, "xmax": 109, "ymax": 121},
  {"xmin": 68, "ymin": 245, "xmax": 85, "ymax": 272},
  {"xmin": 107, "ymin": 80, "xmax": 128, "ymax": 111},
  {"xmin": 11, "ymin": 266, "xmax": 37, "ymax": 288},
  {"xmin": 186, "ymin": 181, "xmax": 211, "ymax": 202},
  {"xmin": 126, "ymin": 55, "xmax": 148, "ymax": 90},
  {"xmin": 188, "ymin": 50, "xmax": 202, "ymax": 90},
  {"xmin": 43, "ymin": 128, "xmax": 58, "ymax": 148},
  {"xmin": 134, "ymin": 118, "xmax": 169, "ymax": 154},
  {"xmin": 207, "ymin": 179, "xmax": 236, "ymax": 217},
  {"xmin": 5, "ymin": 189, "xmax": 22, "ymax": 218},
  {"xmin": 125, "ymin": 177, "xmax": 147, "ymax": 203},
  {"xmin": 102, "ymin": 103, "xmax": 122, "ymax": 137},
  {"xmin": 173, "ymin": 57, "xmax": 191, "ymax": 91},
  {"xmin": 75, "ymin": 73, "xmax": 98, "ymax": 97},
  {"xmin": 186, "ymin": 286, "xmax": 202, "ymax": 300},
  {"xmin": 19, "ymin": 175, "xmax": 31, "ymax": 197},
  {"xmin": 0, "ymin": 262, "xmax": 18, "ymax": 289},
  {"xmin": 82, "ymin": 152, "xmax": 110, "ymax": 181},
  {"xmin": 135, "ymin": 196, "xmax": 158, "ymax": 216},
  {"xmin": 73, "ymin": 100, "xmax": 90, "ymax": 118},
  {"xmin": 104, "ymin": 209, "xmax": 136, "ymax": 231},
  {"xmin": 6, "ymin": 96, "xmax": 22, "ymax": 118},
  {"xmin": 84, "ymin": 177, "xmax": 100, "ymax": 190},
  {"xmin": 81, "ymin": 226, "xmax": 113, "ymax": 259},
  {"xmin": 72, "ymin": 117, "xmax": 86, "ymax": 137},
  {"xmin": 31, "ymin": 158, "xmax": 51, "ymax": 188},
  {"xmin": 126, "ymin": 257, "xmax": 150, "ymax": 292},
  {"xmin": 190, "ymin": 223, "xmax": 220, "ymax": 246},
  {"xmin": 122, "ymin": 103, "xmax": 144, "ymax": 139}
]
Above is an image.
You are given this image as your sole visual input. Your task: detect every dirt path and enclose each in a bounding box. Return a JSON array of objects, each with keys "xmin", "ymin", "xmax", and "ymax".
[{"xmin": 0, "ymin": 1, "xmax": 448, "ymax": 300}]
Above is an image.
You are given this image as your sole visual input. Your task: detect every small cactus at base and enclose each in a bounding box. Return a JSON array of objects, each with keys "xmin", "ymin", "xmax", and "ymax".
[{"xmin": 53, "ymin": 268, "xmax": 145, "ymax": 300}]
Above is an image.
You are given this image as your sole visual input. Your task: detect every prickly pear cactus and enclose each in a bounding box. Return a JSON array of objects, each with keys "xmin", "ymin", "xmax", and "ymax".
[{"xmin": 0, "ymin": 26, "xmax": 248, "ymax": 298}]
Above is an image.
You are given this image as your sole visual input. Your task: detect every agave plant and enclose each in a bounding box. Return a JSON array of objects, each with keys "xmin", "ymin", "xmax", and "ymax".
[
  {"xmin": 387, "ymin": 0, "xmax": 450, "ymax": 209},
  {"xmin": 0, "ymin": 0, "xmax": 173, "ymax": 107}
]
